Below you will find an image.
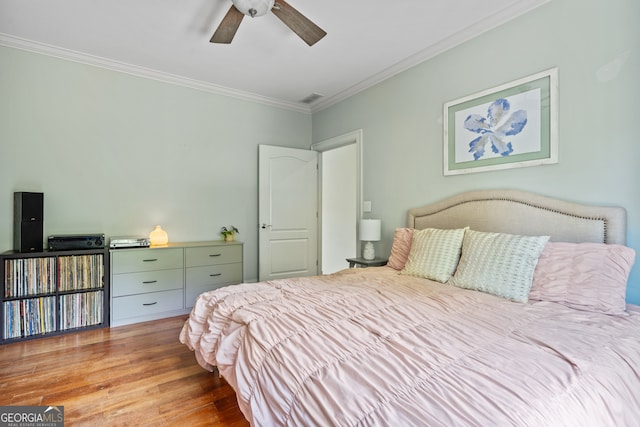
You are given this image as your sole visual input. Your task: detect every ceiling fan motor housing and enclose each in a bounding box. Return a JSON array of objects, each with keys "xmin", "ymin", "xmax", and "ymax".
[{"xmin": 231, "ymin": 0, "xmax": 275, "ymax": 17}]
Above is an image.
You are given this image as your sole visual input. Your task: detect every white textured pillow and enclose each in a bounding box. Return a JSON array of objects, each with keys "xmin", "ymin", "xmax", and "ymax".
[
  {"xmin": 400, "ymin": 227, "xmax": 467, "ymax": 282},
  {"xmin": 449, "ymin": 230, "xmax": 549, "ymax": 303}
]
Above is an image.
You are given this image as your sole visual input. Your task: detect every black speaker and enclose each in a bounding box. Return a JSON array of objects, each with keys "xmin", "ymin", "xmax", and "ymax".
[{"xmin": 13, "ymin": 192, "xmax": 44, "ymax": 252}]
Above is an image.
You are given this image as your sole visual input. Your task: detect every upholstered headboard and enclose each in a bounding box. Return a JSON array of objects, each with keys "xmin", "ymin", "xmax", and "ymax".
[{"xmin": 407, "ymin": 190, "xmax": 627, "ymax": 245}]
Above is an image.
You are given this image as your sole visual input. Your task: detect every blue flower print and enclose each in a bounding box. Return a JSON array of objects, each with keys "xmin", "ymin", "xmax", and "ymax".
[{"xmin": 463, "ymin": 98, "xmax": 528, "ymax": 160}]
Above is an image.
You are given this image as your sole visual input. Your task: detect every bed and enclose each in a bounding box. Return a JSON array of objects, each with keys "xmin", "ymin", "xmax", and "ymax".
[{"xmin": 180, "ymin": 189, "xmax": 640, "ymax": 426}]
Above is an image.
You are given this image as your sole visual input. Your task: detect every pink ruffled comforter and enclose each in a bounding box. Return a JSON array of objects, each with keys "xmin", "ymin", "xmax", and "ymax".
[{"xmin": 179, "ymin": 267, "xmax": 640, "ymax": 426}]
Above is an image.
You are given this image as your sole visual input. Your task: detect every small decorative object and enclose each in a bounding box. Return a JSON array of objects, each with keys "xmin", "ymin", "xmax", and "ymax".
[
  {"xmin": 149, "ymin": 225, "xmax": 169, "ymax": 246},
  {"xmin": 220, "ymin": 226, "xmax": 239, "ymax": 242},
  {"xmin": 359, "ymin": 219, "xmax": 381, "ymax": 260}
]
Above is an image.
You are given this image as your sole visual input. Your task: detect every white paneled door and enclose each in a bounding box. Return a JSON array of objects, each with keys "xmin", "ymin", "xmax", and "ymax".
[{"xmin": 258, "ymin": 145, "xmax": 318, "ymax": 281}]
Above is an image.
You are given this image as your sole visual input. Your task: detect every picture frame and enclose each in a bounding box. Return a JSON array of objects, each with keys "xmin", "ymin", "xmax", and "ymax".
[{"xmin": 443, "ymin": 68, "xmax": 558, "ymax": 176}]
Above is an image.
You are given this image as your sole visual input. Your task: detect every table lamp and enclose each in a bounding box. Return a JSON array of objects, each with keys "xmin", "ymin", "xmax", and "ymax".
[
  {"xmin": 359, "ymin": 219, "xmax": 381, "ymax": 260},
  {"xmin": 149, "ymin": 225, "xmax": 169, "ymax": 246}
]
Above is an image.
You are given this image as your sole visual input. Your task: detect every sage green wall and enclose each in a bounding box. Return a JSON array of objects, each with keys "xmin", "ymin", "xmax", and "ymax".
[
  {"xmin": 0, "ymin": 46, "xmax": 312, "ymax": 283},
  {"xmin": 312, "ymin": 0, "xmax": 640, "ymax": 303},
  {"xmin": 2, "ymin": 0, "xmax": 639, "ymax": 302}
]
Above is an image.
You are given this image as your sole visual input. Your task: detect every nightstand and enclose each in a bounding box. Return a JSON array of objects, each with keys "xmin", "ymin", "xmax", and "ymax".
[{"xmin": 346, "ymin": 257, "xmax": 388, "ymax": 268}]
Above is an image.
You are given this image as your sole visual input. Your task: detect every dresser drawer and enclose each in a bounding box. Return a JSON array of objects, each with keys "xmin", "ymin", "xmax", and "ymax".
[
  {"xmin": 112, "ymin": 289, "xmax": 183, "ymax": 321},
  {"xmin": 185, "ymin": 263, "xmax": 242, "ymax": 308},
  {"xmin": 186, "ymin": 245, "xmax": 242, "ymax": 267},
  {"xmin": 112, "ymin": 268, "xmax": 183, "ymax": 297},
  {"xmin": 111, "ymin": 248, "xmax": 183, "ymax": 274}
]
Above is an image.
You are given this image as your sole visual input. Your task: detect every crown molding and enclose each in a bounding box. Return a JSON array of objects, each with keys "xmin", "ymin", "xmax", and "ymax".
[
  {"xmin": 1, "ymin": 0, "xmax": 548, "ymax": 116},
  {"xmin": 0, "ymin": 33, "xmax": 312, "ymax": 114},
  {"xmin": 309, "ymin": 0, "xmax": 550, "ymax": 113}
]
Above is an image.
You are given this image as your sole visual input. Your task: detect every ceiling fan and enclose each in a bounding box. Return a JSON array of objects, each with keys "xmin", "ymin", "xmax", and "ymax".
[{"xmin": 211, "ymin": 0, "xmax": 326, "ymax": 46}]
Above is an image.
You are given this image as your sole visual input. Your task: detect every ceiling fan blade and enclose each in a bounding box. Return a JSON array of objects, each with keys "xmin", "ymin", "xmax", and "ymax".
[
  {"xmin": 271, "ymin": 0, "xmax": 326, "ymax": 46},
  {"xmin": 210, "ymin": 5, "xmax": 244, "ymax": 44}
]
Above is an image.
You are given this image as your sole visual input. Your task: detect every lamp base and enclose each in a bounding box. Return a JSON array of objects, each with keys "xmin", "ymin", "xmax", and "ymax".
[{"xmin": 363, "ymin": 241, "xmax": 375, "ymax": 260}]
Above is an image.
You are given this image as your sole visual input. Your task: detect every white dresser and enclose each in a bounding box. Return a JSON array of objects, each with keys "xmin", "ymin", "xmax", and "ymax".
[{"xmin": 110, "ymin": 241, "xmax": 243, "ymax": 327}]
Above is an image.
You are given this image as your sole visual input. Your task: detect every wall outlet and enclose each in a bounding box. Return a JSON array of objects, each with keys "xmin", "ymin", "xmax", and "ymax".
[{"xmin": 363, "ymin": 200, "xmax": 372, "ymax": 212}]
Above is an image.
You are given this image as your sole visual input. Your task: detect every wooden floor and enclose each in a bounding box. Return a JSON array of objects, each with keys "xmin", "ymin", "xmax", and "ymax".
[{"xmin": 0, "ymin": 316, "xmax": 249, "ymax": 426}]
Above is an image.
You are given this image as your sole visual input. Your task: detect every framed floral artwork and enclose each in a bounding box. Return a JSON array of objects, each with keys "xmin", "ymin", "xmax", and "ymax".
[{"xmin": 443, "ymin": 68, "xmax": 558, "ymax": 176}]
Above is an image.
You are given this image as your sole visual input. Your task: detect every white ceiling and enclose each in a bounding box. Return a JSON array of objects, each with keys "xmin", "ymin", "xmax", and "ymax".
[{"xmin": 0, "ymin": 0, "xmax": 548, "ymax": 113}]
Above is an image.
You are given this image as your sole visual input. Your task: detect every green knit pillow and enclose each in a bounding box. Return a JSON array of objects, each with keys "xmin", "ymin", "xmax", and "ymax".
[
  {"xmin": 449, "ymin": 230, "xmax": 549, "ymax": 303},
  {"xmin": 400, "ymin": 227, "xmax": 467, "ymax": 283}
]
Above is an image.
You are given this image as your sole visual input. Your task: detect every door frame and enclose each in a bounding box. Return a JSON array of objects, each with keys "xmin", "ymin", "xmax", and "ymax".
[{"xmin": 312, "ymin": 129, "xmax": 363, "ymax": 272}]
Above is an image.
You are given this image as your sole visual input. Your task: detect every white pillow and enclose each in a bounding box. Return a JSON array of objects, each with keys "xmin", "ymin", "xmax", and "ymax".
[
  {"xmin": 400, "ymin": 227, "xmax": 467, "ymax": 283},
  {"xmin": 449, "ymin": 230, "xmax": 549, "ymax": 303}
]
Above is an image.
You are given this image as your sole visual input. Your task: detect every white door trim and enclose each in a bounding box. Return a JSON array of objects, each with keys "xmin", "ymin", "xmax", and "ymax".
[{"xmin": 312, "ymin": 129, "xmax": 363, "ymax": 270}]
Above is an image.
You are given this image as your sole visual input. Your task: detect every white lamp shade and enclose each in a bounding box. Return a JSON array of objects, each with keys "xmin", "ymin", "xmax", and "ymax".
[
  {"xmin": 231, "ymin": 0, "xmax": 275, "ymax": 17},
  {"xmin": 149, "ymin": 225, "xmax": 168, "ymax": 246},
  {"xmin": 359, "ymin": 219, "xmax": 381, "ymax": 242}
]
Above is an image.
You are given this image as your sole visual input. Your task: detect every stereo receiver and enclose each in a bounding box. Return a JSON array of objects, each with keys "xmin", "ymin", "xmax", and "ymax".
[{"xmin": 48, "ymin": 234, "xmax": 105, "ymax": 251}]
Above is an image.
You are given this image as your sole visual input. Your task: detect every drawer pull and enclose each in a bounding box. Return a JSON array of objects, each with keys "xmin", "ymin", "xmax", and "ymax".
[
  {"xmin": 210, "ymin": 273, "xmax": 222, "ymax": 277},
  {"xmin": 143, "ymin": 258, "xmax": 158, "ymax": 262},
  {"xmin": 142, "ymin": 280, "xmax": 158, "ymax": 284},
  {"xmin": 209, "ymin": 253, "xmax": 222, "ymax": 257},
  {"xmin": 143, "ymin": 302, "xmax": 158, "ymax": 306}
]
